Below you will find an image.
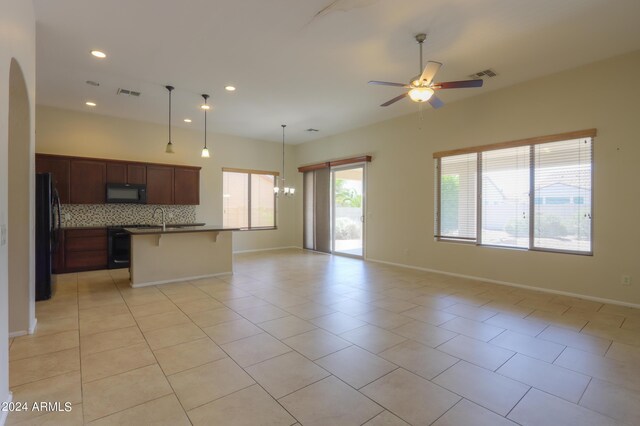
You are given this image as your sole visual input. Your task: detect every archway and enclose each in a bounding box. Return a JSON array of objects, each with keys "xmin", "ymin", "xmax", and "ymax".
[{"xmin": 8, "ymin": 58, "xmax": 34, "ymax": 336}]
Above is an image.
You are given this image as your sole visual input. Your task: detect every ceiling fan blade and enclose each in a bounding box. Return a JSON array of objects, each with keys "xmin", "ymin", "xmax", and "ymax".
[
  {"xmin": 368, "ymin": 81, "xmax": 409, "ymax": 88},
  {"xmin": 428, "ymin": 94, "xmax": 444, "ymax": 109},
  {"xmin": 435, "ymin": 79, "xmax": 484, "ymax": 89},
  {"xmin": 420, "ymin": 61, "xmax": 442, "ymax": 85},
  {"xmin": 380, "ymin": 93, "xmax": 407, "ymax": 107}
]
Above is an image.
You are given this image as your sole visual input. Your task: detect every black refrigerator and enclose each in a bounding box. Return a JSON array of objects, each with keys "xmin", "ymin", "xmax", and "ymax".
[{"xmin": 35, "ymin": 173, "xmax": 61, "ymax": 301}]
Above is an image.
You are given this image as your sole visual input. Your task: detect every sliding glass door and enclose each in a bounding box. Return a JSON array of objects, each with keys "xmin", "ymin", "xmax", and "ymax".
[{"xmin": 332, "ymin": 165, "xmax": 365, "ymax": 257}]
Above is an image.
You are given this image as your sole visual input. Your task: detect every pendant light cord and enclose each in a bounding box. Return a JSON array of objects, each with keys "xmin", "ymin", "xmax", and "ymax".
[
  {"xmin": 204, "ymin": 107, "xmax": 207, "ymax": 148},
  {"xmin": 281, "ymin": 124, "xmax": 286, "ymax": 185},
  {"xmin": 166, "ymin": 85, "xmax": 174, "ymax": 144},
  {"xmin": 202, "ymin": 94, "xmax": 209, "ymax": 150}
]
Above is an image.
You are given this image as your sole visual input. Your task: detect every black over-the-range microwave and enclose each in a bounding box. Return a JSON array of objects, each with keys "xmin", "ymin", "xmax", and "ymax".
[{"xmin": 106, "ymin": 183, "xmax": 147, "ymax": 204}]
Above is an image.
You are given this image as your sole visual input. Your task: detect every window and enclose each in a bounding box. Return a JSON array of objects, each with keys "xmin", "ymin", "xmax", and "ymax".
[
  {"xmin": 481, "ymin": 146, "xmax": 530, "ymax": 249},
  {"xmin": 434, "ymin": 129, "xmax": 594, "ymax": 254},
  {"xmin": 223, "ymin": 168, "xmax": 277, "ymax": 229},
  {"xmin": 436, "ymin": 153, "xmax": 477, "ymax": 241}
]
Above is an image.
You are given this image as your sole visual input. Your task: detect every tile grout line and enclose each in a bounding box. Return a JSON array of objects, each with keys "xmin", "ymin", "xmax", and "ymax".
[
  {"xmin": 162, "ymin": 280, "xmax": 308, "ymax": 424},
  {"xmin": 112, "ymin": 275, "xmax": 194, "ymax": 424}
]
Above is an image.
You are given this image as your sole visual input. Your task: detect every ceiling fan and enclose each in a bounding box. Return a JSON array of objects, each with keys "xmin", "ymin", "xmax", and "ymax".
[{"xmin": 369, "ymin": 33, "xmax": 483, "ymax": 108}]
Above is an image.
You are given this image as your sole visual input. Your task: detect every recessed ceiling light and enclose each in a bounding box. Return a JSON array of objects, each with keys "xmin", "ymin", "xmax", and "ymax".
[
  {"xmin": 224, "ymin": 86, "xmax": 236, "ymax": 92},
  {"xmin": 184, "ymin": 118, "xmax": 192, "ymax": 123},
  {"xmin": 90, "ymin": 50, "xmax": 106, "ymax": 59},
  {"xmin": 200, "ymin": 104, "xmax": 210, "ymax": 110},
  {"xmin": 85, "ymin": 101, "xmax": 97, "ymax": 107}
]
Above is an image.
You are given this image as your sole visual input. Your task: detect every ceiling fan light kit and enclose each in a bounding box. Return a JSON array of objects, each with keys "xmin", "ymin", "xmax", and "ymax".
[
  {"xmin": 369, "ymin": 33, "xmax": 483, "ymax": 108},
  {"xmin": 408, "ymin": 86, "xmax": 434, "ymax": 102}
]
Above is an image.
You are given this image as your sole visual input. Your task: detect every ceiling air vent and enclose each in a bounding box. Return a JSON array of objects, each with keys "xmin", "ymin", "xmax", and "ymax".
[
  {"xmin": 306, "ymin": 128, "xmax": 319, "ymax": 132},
  {"xmin": 469, "ymin": 69, "xmax": 498, "ymax": 79},
  {"xmin": 117, "ymin": 88, "xmax": 141, "ymax": 97}
]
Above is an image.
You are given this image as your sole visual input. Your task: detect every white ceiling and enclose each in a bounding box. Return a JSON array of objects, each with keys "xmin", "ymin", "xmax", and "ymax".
[{"xmin": 34, "ymin": 0, "xmax": 640, "ymax": 144}]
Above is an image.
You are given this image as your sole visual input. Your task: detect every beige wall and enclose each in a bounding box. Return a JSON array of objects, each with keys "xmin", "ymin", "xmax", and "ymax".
[
  {"xmin": 35, "ymin": 105, "xmax": 298, "ymax": 252},
  {"xmin": 0, "ymin": 0, "xmax": 36, "ymax": 414},
  {"xmin": 8, "ymin": 59, "xmax": 33, "ymax": 335},
  {"xmin": 294, "ymin": 50, "xmax": 640, "ymax": 306}
]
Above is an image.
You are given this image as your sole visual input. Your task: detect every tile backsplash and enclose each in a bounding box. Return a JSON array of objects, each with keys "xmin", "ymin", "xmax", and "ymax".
[{"xmin": 61, "ymin": 204, "xmax": 197, "ymax": 227}]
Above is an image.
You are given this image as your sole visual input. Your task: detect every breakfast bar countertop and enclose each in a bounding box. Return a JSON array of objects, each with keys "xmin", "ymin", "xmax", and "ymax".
[{"xmin": 123, "ymin": 224, "xmax": 240, "ymax": 235}]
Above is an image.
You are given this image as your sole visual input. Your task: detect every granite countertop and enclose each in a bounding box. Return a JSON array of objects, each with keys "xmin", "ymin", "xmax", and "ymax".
[
  {"xmin": 61, "ymin": 226, "xmax": 108, "ymax": 230},
  {"xmin": 62, "ymin": 223, "xmax": 206, "ymax": 230},
  {"xmin": 124, "ymin": 224, "xmax": 240, "ymax": 235}
]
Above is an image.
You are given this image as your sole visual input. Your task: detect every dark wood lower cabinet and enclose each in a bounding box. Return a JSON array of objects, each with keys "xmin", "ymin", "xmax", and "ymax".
[
  {"xmin": 60, "ymin": 228, "xmax": 108, "ymax": 272},
  {"xmin": 65, "ymin": 251, "xmax": 108, "ymax": 271}
]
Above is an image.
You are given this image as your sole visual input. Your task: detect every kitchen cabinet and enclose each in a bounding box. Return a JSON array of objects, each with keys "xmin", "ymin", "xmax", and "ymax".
[
  {"xmin": 70, "ymin": 159, "xmax": 107, "ymax": 204},
  {"xmin": 127, "ymin": 164, "xmax": 146, "ymax": 185},
  {"xmin": 35, "ymin": 155, "xmax": 71, "ymax": 203},
  {"xmin": 106, "ymin": 162, "xmax": 127, "ymax": 184},
  {"xmin": 106, "ymin": 162, "xmax": 147, "ymax": 185},
  {"xmin": 174, "ymin": 167, "xmax": 200, "ymax": 205},
  {"xmin": 62, "ymin": 228, "xmax": 108, "ymax": 272},
  {"xmin": 36, "ymin": 154, "xmax": 199, "ymax": 205},
  {"xmin": 146, "ymin": 165, "xmax": 174, "ymax": 205}
]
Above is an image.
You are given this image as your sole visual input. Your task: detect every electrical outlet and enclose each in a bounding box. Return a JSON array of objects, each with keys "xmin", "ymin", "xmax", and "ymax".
[
  {"xmin": 621, "ymin": 275, "xmax": 632, "ymax": 286},
  {"xmin": 0, "ymin": 224, "xmax": 6, "ymax": 246}
]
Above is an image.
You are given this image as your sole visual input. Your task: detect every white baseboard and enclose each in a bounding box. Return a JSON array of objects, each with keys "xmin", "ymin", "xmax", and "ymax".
[
  {"xmin": 233, "ymin": 246, "xmax": 301, "ymax": 254},
  {"xmin": 1, "ymin": 392, "xmax": 12, "ymax": 426},
  {"xmin": 130, "ymin": 272, "xmax": 233, "ymax": 288},
  {"xmin": 8, "ymin": 330, "xmax": 27, "ymax": 338},
  {"xmin": 367, "ymin": 257, "xmax": 640, "ymax": 310}
]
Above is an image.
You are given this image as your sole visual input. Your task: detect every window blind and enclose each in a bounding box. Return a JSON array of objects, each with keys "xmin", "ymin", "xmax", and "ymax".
[
  {"xmin": 436, "ymin": 153, "xmax": 477, "ymax": 241},
  {"xmin": 223, "ymin": 170, "xmax": 276, "ymax": 229},
  {"xmin": 223, "ymin": 171, "xmax": 249, "ymax": 228},
  {"xmin": 480, "ymin": 146, "xmax": 530, "ymax": 248},
  {"xmin": 533, "ymin": 138, "xmax": 592, "ymax": 253},
  {"xmin": 434, "ymin": 129, "xmax": 595, "ymax": 255}
]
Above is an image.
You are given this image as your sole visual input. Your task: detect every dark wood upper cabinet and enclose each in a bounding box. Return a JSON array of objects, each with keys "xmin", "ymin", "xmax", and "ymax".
[
  {"xmin": 35, "ymin": 155, "xmax": 71, "ymax": 203},
  {"xmin": 146, "ymin": 165, "xmax": 174, "ymax": 205},
  {"xmin": 106, "ymin": 162, "xmax": 127, "ymax": 184},
  {"xmin": 174, "ymin": 167, "xmax": 200, "ymax": 205},
  {"xmin": 36, "ymin": 154, "xmax": 199, "ymax": 206},
  {"xmin": 106, "ymin": 162, "xmax": 146, "ymax": 185},
  {"xmin": 127, "ymin": 164, "xmax": 146, "ymax": 185},
  {"xmin": 70, "ymin": 159, "xmax": 107, "ymax": 204}
]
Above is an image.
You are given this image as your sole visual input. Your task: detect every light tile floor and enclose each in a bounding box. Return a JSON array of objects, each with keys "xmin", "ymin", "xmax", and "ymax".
[{"xmin": 7, "ymin": 249, "xmax": 640, "ymax": 425}]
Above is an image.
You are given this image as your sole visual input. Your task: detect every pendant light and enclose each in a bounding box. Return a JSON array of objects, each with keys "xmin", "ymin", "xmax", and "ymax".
[
  {"xmin": 201, "ymin": 94, "xmax": 210, "ymax": 158},
  {"xmin": 274, "ymin": 124, "xmax": 295, "ymax": 197},
  {"xmin": 165, "ymin": 85, "xmax": 175, "ymax": 153}
]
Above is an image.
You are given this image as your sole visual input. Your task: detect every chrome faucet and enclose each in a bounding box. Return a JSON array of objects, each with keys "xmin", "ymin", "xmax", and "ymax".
[{"xmin": 152, "ymin": 207, "xmax": 166, "ymax": 231}]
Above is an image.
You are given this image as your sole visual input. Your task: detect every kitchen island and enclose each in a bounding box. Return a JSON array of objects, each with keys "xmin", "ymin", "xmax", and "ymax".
[{"xmin": 124, "ymin": 225, "xmax": 240, "ymax": 287}]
